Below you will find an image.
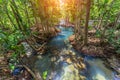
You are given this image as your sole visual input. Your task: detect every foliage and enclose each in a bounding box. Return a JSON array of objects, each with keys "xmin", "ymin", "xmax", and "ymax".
[
  {"xmin": 106, "ymin": 29, "xmax": 120, "ymax": 54},
  {"xmin": 42, "ymin": 71, "xmax": 48, "ymax": 80},
  {"xmin": 0, "ymin": 0, "xmax": 32, "ymax": 71},
  {"xmin": 0, "ymin": 30, "xmax": 23, "ymax": 52},
  {"xmin": 91, "ymin": 0, "xmax": 120, "ymax": 54},
  {"xmin": 0, "ymin": 28, "xmax": 25, "ymax": 70}
]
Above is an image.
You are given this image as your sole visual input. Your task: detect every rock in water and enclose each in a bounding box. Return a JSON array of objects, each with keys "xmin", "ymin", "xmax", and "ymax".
[
  {"xmin": 69, "ymin": 35, "xmax": 75, "ymax": 42},
  {"xmin": 92, "ymin": 73, "xmax": 106, "ymax": 80},
  {"xmin": 55, "ymin": 49, "xmax": 86, "ymax": 80},
  {"xmin": 61, "ymin": 65, "xmax": 86, "ymax": 80}
]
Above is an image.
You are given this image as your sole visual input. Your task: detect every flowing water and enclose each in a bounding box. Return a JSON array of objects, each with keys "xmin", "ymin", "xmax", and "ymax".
[{"xmin": 35, "ymin": 26, "xmax": 117, "ymax": 80}]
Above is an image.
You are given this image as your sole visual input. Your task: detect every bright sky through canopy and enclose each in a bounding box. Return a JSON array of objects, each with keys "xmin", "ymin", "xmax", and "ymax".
[{"xmin": 59, "ymin": 0, "xmax": 64, "ymax": 8}]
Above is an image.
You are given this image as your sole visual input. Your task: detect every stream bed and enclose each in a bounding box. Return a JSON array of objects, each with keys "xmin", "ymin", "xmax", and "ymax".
[{"xmin": 35, "ymin": 26, "xmax": 117, "ymax": 80}]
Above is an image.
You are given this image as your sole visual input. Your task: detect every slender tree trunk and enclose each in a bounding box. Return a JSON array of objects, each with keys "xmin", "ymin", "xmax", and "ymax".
[{"xmin": 84, "ymin": 0, "xmax": 91, "ymax": 45}]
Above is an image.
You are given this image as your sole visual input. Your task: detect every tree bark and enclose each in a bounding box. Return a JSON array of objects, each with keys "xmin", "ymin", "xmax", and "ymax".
[{"xmin": 84, "ymin": 0, "xmax": 91, "ymax": 45}]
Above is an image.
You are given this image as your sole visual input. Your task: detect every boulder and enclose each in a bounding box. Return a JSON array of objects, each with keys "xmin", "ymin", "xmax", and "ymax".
[
  {"xmin": 92, "ymin": 73, "xmax": 106, "ymax": 80},
  {"xmin": 69, "ymin": 35, "xmax": 75, "ymax": 42},
  {"xmin": 66, "ymin": 58, "xmax": 72, "ymax": 64}
]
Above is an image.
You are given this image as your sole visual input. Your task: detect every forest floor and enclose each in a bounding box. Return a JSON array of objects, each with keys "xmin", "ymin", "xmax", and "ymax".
[{"xmin": 0, "ymin": 25, "xmax": 61, "ymax": 80}]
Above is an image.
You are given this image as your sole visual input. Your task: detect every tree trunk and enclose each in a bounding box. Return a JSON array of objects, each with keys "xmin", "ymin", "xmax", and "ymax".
[{"xmin": 84, "ymin": 0, "xmax": 91, "ymax": 45}]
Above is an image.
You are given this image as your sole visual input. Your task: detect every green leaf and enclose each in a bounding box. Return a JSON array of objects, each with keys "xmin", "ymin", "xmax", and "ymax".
[
  {"xmin": 104, "ymin": 0, "xmax": 109, "ymax": 3},
  {"xmin": 95, "ymin": 30, "xmax": 101, "ymax": 38},
  {"xmin": 43, "ymin": 71, "xmax": 48, "ymax": 80},
  {"xmin": 9, "ymin": 64, "xmax": 15, "ymax": 71}
]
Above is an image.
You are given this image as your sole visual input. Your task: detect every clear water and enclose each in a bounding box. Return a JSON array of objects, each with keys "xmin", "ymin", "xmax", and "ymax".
[{"xmin": 35, "ymin": 26, "xmax": 117, "ymax": 80}]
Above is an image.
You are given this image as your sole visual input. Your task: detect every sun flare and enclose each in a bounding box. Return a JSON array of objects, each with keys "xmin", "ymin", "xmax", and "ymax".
[{"xmin": 59, "ymin": 0, "xmax": 64, "ymax": 7}]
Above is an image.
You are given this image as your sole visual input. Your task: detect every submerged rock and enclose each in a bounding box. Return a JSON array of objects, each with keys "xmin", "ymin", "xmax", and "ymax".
[
  {"xmin": 59, "ymin": 49, "xmax": 86, "ymax": 70},
  {"xmin": 60, "ymin": 49, "xmax": 76, "ymax": 56},
  {"xmin": 66, "ymin": 58, "xmax": 72, "ymax": 64},
  {"xmin": 53, "ymin": 49, "xmax": 86, "ymax": 80},
  {"xmin": 61, "ymin": 65, "xmax": 85, "ymax": 80},
  {"xmin": 92, "ymin": 73, "xmax": 106, "ymax": 80}
]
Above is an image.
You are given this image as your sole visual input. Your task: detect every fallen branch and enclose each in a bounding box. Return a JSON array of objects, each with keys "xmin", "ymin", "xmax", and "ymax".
[
  {"xmin": 36, "ymin": 43, "xmax": 47, "ymax": 52},
  {"xmin": 33, "ymin": 34, "xmax": 47, "ymax": 41},
  {"xmin": 17, "ymin": 65, "xmax": 43, "ymax": 80},
  {"xmin": 22, "ymin": 65, "xmax": 36, "ymax": 79}
]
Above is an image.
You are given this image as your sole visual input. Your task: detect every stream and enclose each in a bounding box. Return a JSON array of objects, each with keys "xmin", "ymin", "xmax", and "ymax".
[{"xmin": 35, "ymin": 26, "xmax": 117, "ymax": 80}]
